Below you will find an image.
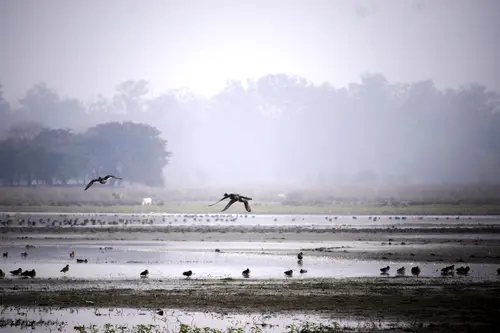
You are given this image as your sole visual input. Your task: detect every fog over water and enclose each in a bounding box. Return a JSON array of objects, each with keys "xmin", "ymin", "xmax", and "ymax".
[{"xmin": 1, "ymin": 0, "xmax": 500, "ymax": 188}]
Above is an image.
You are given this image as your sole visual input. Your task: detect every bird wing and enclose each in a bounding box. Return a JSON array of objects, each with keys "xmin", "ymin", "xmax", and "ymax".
[
  {"xmin": 243, "ymin": 199, "xmax": 251, "ymax": 212},
  {"xmin": 240, "ymin": 195, "xmax": 252, "ymax": 201},
  {"xmin": 221, "ymin": 198, "xmax": 237, "ymax": 212},
  {"xmin": 208, "ymin": 196, "xmax": 229, "ymax": 207},
  {"xmin": 84, "ymin": 179, "xmax": 97, "ymax": 191},
  {"xmin": 104, "ymin": 175, "xmax": 122, "ymax": 180}
]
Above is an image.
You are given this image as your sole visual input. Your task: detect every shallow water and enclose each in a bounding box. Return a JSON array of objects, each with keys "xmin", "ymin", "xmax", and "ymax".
[
  {"xmin": 1, "ymin": 240, "xmax": 498, "ymax": 280},
  {"xmin": 0, "ymin": 307, "xmax": 403, "ymax": 333},
  {"xmin": 1, "ymin": 213, "xmax": 499, "ymax": 281}
]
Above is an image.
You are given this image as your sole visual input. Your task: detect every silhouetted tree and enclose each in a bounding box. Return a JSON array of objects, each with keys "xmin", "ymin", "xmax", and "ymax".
[
  {"xmin": 0, "ymin": 121, "xmax": 171, "ymax": 187},
  {"xmin": 1, "ymin": 73, "xmax": 500, "ymax": 186}
]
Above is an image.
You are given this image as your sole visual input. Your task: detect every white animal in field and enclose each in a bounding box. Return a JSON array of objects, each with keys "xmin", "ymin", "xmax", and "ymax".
[{"xmin": 142, "ymin": 197, "xmax": 152, "ymax": 205}]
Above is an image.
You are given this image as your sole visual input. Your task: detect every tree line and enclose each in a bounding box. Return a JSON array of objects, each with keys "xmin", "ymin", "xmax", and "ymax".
[
  {"xmin": 1, "ymin": 73, "xmax": 500, "ymax": 186},
  {"xmin": 0, "ymin": 120, "xmax": 171, "ymax": 187}
]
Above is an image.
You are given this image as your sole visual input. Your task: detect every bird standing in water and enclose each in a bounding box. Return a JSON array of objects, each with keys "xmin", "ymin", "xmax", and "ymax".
[
  {"xmin": 61, "ymin": 264, "xmax": 69, "ymax": 275},
  {"xmin": 84, "ymin": 175, "xmax": 122, "ymax": 191},
  {"xmin": 208, "ymin": 193, "xmax": 252, "ymax": 212}
]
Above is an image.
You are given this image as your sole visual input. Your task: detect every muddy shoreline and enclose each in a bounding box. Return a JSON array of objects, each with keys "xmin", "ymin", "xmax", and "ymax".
[{"xmin": 1, "ymin": 278, "xmax": 499, "ymax": 326}]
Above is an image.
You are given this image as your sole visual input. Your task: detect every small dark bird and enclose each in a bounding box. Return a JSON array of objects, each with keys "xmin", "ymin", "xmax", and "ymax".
[
  {"xmin": 2, "ymin": 252, "xmax": 7, "ymax": 258},
  {"xmin": 300, "ymin": 269, "xmax": 307, "ymax": 274},
  {"xmin": 497, "ymin": 268, "xmax": 500, "ymax": 275},
  {"xmin": 242, "ymin": 268, "xmax": 250, "ymax": 277},
  {"xmin": 156, "ymin": 310, "xmax": 164, "ymax": 316},
  {"xmin": 284, "ymin": 269, "xmax": 293, "ymax": 277},
  {"xmin": 396, "ymin": 267, "xmax": 405, "ymax": 275},
  {"xmin": 456, "ymin": 266, "xmax": 470, "ymax": 275},
  {"xmin": 411, "ymin": 266, "xmax": 421, "ymax": 276},
  {"xmin": 183, "ymin": 270, "xmax": 193, "ymax": 278},
  {"xmin": 21, "ymin": 269, "xmax": 36, "ymax": 278},
  {"xmin": 84, "ymin": 175, "xmax": 122, "ymax": 191},
  {"xmin": 0, "ymin": 269, "xmax": 4, "ymax": 278},
  {"xmin": 297, "ymin": 252, "xmax": 303, "ymax": 260},
  {"xmin": 76, "ymin": 258, "xmax": 88, "ymax": 263},
  {"xmin": 61, "ymin": 264, "xmax": 69, "ymax": 274},
  {"xmin": 21, "ymin": 252, "xmax": 28, "ymax": 258},
  {"xmin": 380, "ymin": 266, "xmax": 390, "ymax": 274},
  {"xmin": 140, "ymin": 269, "xmax": 149, "ymax": 278},
  {"xmin": 10, "ymin": 268, "xmax": 22, "ymax": 276},
  {"xmin": 441, "ymin": 265, "xmax": 455, "ymax": 275},
  {"xmin": 70, "ymin": 251, "xmax": 75, "ymax": 258},
  {"xmin": 208, "ymin": 193, "xmax": 252, "ymax": 212},
  {"xmin": 26, "ymin": 269, "xmax": 36, "ymax": 278}
]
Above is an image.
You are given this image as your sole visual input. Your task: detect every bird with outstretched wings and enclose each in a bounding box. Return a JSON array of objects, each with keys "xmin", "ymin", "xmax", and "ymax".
[
  {"xmin": 84, "ymin": 175, "xmax": 122, "ymax": 191},
  {"xmin": 208, "ymin": 193, "xmax": 252, "ymax": 212}
]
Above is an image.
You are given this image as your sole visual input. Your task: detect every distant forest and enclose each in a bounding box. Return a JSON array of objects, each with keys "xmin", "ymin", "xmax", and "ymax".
[{"xmin": 1, "ymin": 73, "xmax": 500, "ymax": 187}]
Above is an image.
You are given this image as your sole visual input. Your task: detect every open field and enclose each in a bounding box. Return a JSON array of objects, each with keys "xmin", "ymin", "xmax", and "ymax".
[
  {"xmin": 1, "ymin": 212, "xmax": 500, "ymax": 332},
  {"xmin": 2, "ymin": 184, "xmax": 500, "ymax": 214}
]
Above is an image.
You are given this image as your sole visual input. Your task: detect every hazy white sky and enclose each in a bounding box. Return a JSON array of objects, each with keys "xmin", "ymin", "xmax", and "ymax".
[{"xmin": 1, "ymin": 0, "xmax": 499, "ymax": 102}]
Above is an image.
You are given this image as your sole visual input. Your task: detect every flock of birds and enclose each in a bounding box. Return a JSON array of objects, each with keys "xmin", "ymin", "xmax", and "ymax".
[
  {"xmin": 379, "ymin": 264, "xmax": 477, "ymax": 277},
  {"xmin": 1, "ymin": 249, "xmax": 75, "ymax": 279},
  {"xmin": 1, "ymin": 176, "xmax": 499, "ymax": 279},
  {"xmin": 136, "ymin": 251, "xmax": 308, "ymax": 279},
  {"xmin": 2, "ymin": 246, "xmax": 500, "ymax": 280}
]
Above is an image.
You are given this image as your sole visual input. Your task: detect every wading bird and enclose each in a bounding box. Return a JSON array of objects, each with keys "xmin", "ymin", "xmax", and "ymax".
[
  {"xmin": 183, "ymin": 270, "xmax": 193, "ymax": 278},
  {"xmin": 84, "ymin": 175, "xmax": 122, "ymax": 191},
  {"xmin": 140, "ymin": 269, "xmax": 149, "ymax": 278},
  {"xmin": 208, "ymin": 193, "xmax": 252, "ymax": 212},
  {"xmin": 380, "ymin": 266, "xmax": 390, "ymax": 274},
  {"xmin": 61, "ymin": 264, "xmax": 69, "ymax": 275}
]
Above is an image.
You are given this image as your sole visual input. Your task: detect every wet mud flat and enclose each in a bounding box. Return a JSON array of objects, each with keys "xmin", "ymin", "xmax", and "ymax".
[
  {"xmin": 2, "ymin": 214, "xmax": 500, "ymax": 332},
  {"xmin": 1, "ymin": 277, "xmax": 500, "ymax": 329},
  {"xmin": 4, "ymin": 228, "xmax": 500, "ymax": 265}
]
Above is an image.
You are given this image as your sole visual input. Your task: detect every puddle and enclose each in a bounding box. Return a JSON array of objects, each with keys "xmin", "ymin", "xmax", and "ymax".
[{"xmin": 0, "ymin": 307, "xmax": 406, "ymax": 333}]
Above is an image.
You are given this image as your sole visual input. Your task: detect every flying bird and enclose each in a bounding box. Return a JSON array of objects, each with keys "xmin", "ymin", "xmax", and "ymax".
[
  {"xmin": 208, "ymin": 193, "xmax": 252, "ymax": 212},
  {"xmin": 84, "ymin": 175, "xmax": 122, "ymax": 191}
]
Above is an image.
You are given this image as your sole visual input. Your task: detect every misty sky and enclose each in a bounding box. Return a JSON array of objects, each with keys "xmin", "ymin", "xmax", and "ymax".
[{"xmin": 1, "ymin": 0, "xmax": 499, "ymax": 103}]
